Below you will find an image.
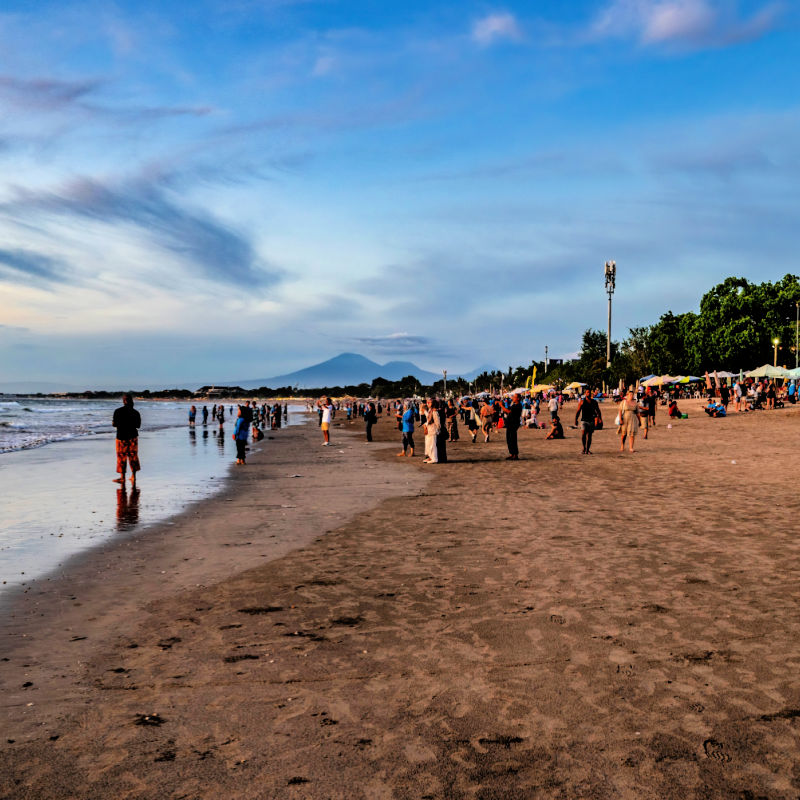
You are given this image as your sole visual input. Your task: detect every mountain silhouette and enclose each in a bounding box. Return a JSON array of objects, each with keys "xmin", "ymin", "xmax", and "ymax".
[{"xmin": 235, "ymin": 352, "xmax": 490, "ymax": 389}]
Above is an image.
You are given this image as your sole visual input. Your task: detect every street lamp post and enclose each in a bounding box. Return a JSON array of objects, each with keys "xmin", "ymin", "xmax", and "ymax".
[
  {"xmin": 773, "ymin": 338, "xmax": 780, "ymax": 368},
  {"xmin": 795, "ymin": 302, "xmax": 799, "ymax": 369},
  {"xmin": 604, "ymin": 261, "xmax": 616, "ymax": 369}
]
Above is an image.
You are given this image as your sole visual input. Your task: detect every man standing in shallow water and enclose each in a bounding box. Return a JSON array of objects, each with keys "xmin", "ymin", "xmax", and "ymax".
[{"xmin": 112, "ymin": 393, "xmax": 141, "ymax": 485}]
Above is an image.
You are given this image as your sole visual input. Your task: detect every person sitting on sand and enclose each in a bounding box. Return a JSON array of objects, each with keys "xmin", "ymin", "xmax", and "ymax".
[
  {"xmin": 668, "ymin": 399, "xmax": 682, "ymax": 418},
  {"xmin": 112, "ymin": 393, "xmax": 141, "ymax": 485},
  {"xmin": 546, "ymin": 414, "xmax": 564, "ymax": 440},
  {"xmin": 704, "ymin": 400, "xmax": 726, "ymax": 418}
]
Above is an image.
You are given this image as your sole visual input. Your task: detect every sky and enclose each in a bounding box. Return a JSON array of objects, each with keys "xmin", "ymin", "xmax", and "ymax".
[{"xmin": 1, "ymin": 0, "xmax": 798, "ymax": 388}]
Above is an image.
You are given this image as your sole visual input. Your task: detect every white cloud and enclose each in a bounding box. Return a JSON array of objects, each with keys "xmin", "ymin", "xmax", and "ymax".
[
  {"xmin": 311, "ymin": 54, "xmax": 336, "ymax": 77},
  {"xmin": 590, "ymin": 0, "xmax": 782, "ymax": 47},
  {"xmin": 471, "ymin": 12, "xmax": 522, "ymax": 47}
]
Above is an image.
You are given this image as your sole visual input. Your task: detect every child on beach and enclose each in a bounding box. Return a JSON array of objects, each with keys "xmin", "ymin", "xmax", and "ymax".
[
  {"xmin": 233, "ymin": 406, "xmax": 249, "ymax": 464},
  {"xmin": 546, "ymin": 415, "xmax": 564, "ymax": 439}
]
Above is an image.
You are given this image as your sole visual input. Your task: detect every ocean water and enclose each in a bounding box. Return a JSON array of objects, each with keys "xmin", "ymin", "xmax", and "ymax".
[
  {"xmin": 0, "ymin": 399, "xmax": 306, "ymax": 594},
  {"xmin": 0, "ymin": 397, "xmax": 193, "ymax": 453}
]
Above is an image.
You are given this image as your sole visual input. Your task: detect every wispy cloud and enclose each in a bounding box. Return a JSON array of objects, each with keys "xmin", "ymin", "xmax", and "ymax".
[
  {"xmin": 0, "ymin": 247, "xmax": 74, "ymax": 288},
  {"xmin": 590, "ymin": 0, "xmax": 783, "ymax": 48},
  {"xmin": 3, "ymin": 177, "xmax": 281, "ymax": 289},
  {"xmin": 0, "ymin": 74, "xmax": 101, "ymax": 110},
  {"xmin": 0, "ymin": 73, "xmax": 213, "ymax": 122},
  {"xmin": 471, "ymin": 12, "xmax": 523, "ymax": 47},
  {"xmin": 352, "ymin": 332, "xmax": 433, "ymax": 353}
]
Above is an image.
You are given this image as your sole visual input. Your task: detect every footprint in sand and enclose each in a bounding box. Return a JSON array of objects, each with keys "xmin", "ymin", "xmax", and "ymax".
[
  {"xmin": 549, "ymin": 614, "xmax": 566, "ymax": 625},
  {"xmin": 703, "ymin": 738, "xmax": 731, "ymax": 763}
]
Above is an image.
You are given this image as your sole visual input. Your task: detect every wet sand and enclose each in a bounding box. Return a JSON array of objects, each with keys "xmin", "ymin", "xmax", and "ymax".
[{"xmin": 2, "ymin": 401, "xmax": 800, "ymax": 799}]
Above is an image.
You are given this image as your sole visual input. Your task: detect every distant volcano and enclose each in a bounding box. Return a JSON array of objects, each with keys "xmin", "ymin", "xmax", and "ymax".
[{"xmin": 234, "ymin": 353, "xmax": 492, "ymax": 389}]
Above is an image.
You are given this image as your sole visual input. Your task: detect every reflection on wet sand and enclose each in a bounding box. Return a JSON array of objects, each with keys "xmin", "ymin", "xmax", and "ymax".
[
  {"xmin": 116, "ymin": 486, "xmax": 140, "ymax": 530},
  {"xmin": 189, "ymin": 429, "xmax": 196, "ymax": 446}
]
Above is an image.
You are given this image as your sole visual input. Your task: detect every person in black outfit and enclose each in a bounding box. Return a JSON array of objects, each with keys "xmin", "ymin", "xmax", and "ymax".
[
  {"xmin": 503, "ymin": 393, "xmax": 523, "ymax": 460},
  {"xmin": 644, "ymin": 387, "xmax": 656, "ymax": 427},
  {"xmin": 112, "ymin": 393, "xmax": 141, "ymax": 485},
  {"xmin": 435, "ymin": 399, "xmax": 448, "ymax": 463},
  {"xmin": 574, "ymin": 388, "xmax": 601, "ymax": 455},
  {"xmin": 365, "ymin": 402, "xmax": 378, "ymax": 441}
]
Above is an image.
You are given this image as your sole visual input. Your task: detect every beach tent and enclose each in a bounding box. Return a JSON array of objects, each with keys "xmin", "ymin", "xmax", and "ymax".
[
  {"xmin": 786, "ymin": 367, "xmax": 800, "ymax": 379},
  {"xmin": 745, "ymin": 364, "xmax": 790, "ymax": 379}
]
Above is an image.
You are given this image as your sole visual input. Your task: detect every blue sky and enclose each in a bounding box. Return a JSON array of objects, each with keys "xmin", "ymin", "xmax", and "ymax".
[{"xmin": 1, "ymin": 0, "xmax": 798, "ymax": 387}]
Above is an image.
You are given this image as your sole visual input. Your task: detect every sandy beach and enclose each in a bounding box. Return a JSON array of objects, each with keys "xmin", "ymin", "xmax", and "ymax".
[{"xmin": 3, "ymin": 402, "xmax": 800, "ymax": 799}]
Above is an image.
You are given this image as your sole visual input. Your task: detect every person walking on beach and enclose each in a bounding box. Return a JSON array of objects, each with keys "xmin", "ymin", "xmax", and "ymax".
[
  {"xmin": 202, "ymin": 405, "xmax": 208, "ymax": 425},
  {"xmin": 317, "ymin": 396, "xmax": 333, "ymax": 445},
  {"xmin": 233, "ymin": 406, "xmax": 249, "ymax": 464},
  {"xmin": 574, "ymin": 387, "xmax": 601, "ymax": 455},
  {"xmin": 502, "ymin": 393, "xmax": 522, "ymax": 460},
  {"xmin": 444, "ymin": 398, "xmax": 459, "ymax": 441},
  {"xmin": 188, "ymin": 405, "xmax": 196, "ymax": 427},
  {"xmin": 364, "ymin": 401, "xmax": 378, "ymax": 441},
  {"xmin": 422, "ymin": 397, "xmax": 441, "ymax": 463},
  {"xmin": 644, "ymin": 386, "xmax": 656, "ymax": 429},
  {"xmin": 479, "ymin": 398, "xmax": 494, "ymax": 442},
  {"xmin": 397, "ymin": 400, "xmax": 415, "ymax": 457},
  {"xmin": 617, "ymin": 389, "xmax": 640, "ymax": 453},
  {"xmin": 112, "ymin": 393, "xmax": 141, "ymax": 485}
]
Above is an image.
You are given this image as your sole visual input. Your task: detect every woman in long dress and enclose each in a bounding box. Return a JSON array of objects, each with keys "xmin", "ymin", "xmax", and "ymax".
[{"xmin": 618, "ymin": 389, "xmax": 640, "ymax": 453}]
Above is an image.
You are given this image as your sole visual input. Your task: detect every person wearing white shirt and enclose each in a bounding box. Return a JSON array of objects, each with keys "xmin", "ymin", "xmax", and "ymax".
[{"xmin": 317, "ymin": 396, "xmax": 334, "ymax": 445}]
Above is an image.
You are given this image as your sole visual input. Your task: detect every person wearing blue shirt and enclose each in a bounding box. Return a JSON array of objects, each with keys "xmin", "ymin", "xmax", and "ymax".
[
  {"xmin": 397, "ymin": 401, "xmax": 416, "ymax": 457},
  {"xmin": 233, "ymin": 405, "xmax": 249, "ymax": 464}
]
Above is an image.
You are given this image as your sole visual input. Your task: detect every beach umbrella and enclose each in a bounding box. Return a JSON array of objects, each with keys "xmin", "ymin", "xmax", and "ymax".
[
  {"xmin": 786, "ymin": 367, "xmax": 800, "ymax": 379},
  {"xmin": 714, "ymin": 370, "xmax": 736, "ymax": 379},
  {"xmin": 639, "ymin": 374, "xmax": 657, "ymax": 383},
  {"xmin": 746, "ymin": 364, "xmax": 790, "ymax": 379}
]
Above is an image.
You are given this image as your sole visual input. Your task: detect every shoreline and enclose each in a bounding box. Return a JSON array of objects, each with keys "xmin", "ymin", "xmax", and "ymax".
[
  {"xmin": 0, "ymin": 413, "xmax": 294, "ymax": 592},
  {"xmin": 1, "ymin": 416, "xmax": 431, "ymax": 738}
]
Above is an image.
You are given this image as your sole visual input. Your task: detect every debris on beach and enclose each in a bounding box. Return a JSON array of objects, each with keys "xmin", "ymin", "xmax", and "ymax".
[{"xmin": 134, "ymin": 713, "xmax": 165, "ymax": 726}]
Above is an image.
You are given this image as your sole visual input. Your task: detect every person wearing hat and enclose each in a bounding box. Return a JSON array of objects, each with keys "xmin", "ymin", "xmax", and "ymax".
[{"xmin": 501, "ymin": 393, "xmax": 523, "ymax": 460}]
